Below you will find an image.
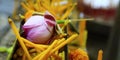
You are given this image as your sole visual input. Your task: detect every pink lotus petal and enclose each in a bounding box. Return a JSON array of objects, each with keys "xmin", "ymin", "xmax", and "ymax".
[
  {"xmin": 23, "ymin": 11, "xmax": 56, "ymax": 44},
  {"xmin": 44, "ymin": 11, "xmax": 56, "ymax": 26}
]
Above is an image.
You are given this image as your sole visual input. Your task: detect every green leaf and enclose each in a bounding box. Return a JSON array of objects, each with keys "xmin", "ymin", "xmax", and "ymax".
[{"xmin": 0, "ymin": 47, "xmax": 7, "ymax": 52}]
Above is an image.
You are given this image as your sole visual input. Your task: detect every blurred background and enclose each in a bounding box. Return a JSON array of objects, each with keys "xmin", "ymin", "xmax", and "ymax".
[
  {"xmin": 0, "ymin": 0, "xmax": 120, "ymax": 60},
  {"xmin": 0, "ymin": 0, "xmax": 21, "ymax": 60}
]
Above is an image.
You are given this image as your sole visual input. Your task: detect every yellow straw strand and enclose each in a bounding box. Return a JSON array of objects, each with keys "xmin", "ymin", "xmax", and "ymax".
[
  {"xmin": 60, "ymin": 3, "xmax": 77, "ymax": 20},
  {"xmin": 56, "ymin": 38, "xmax": 65, "ymax": 46},
  {"xmin": 29, "ymin": 49, "xmax": 36, "ymax": 53},
  {"xmin": 40, "ymin": 2, "xmax": 59, "ymax": 19},
  {"xmin": 97, "ymin": 50, "xmax": 103, "ymax": 60},
  {"xmin": 83, "ymin": 30, "xmax": 88, "ymax": 50},
  {"xmin": 59, "ymin": 3, "xmax": 72, "ymax": 15},
  {"xmin": 34, "ymin": 47, "xmax": 41, "ymax": 53},
  {"xmin": 21, "ymin": 37, "xmax": 48, "ymax": 50},
  {"xmin": 8, "ymin": 18, "xmax": 32, "ymax": 60},
  {"xmin": 32, "ymin": 51, "xmax": 44, "ymax": 60},
  {"xmin": 34, "ymin": 3, "xmax": 40, "ymax": 11},
  {"xmin": 33, "ymin": 40, "xmax": 58, "ymax": 60},
  {"xmin": 22, "ymin": 53, "xmax": 26, "ymax": 60},
  {"xmin": 62, "ymin": 20, "xmax": 70, "ymax": 30},
  {"xmin": 19, "ymin": 14, "xmax": 25, "ymax": 19},
  {"xmin": 21, "ymin": 2, "xmax": 30, "ymax": 11},
  {"xmin": 28, "ymin": 1, "xmax": 34, "ymax": 10},
  {"xmin": 79, "ymin": 20, "xmax": 86, "ymax": 49},
  {"xmin": 52, "ymin": 53, "xmax": 62, "ymax": 60},
  {"xmin": 24, "ymin": 10, "xmax": 34, "ymax": 20},
  {"xmin": 61, "ymin": 51, "xmax": 65, "ymax": 60},
  {"xmin": 51, "ymin": 34, "xmax": 78, "ymax": 54},
  {"xmin": 39, "ymin": 40, "xmax": 58, "ymax": 60}
]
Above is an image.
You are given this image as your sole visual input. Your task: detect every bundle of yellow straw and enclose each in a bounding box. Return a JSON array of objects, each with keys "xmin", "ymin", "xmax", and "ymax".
[{"xmin": 8, "ymin": 0, "xmax": 104, "ymax": 60}]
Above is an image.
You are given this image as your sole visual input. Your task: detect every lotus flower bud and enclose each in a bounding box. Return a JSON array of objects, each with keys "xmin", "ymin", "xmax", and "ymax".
[{"xmin": 23, "ymin": 11, "xmax": 56, "ymax": 44}]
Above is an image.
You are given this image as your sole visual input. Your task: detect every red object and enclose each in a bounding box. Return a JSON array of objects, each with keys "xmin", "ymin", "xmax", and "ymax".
[{"xmin": 77, "ymin": 0, "xmax": 117, "ymax": 20}]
